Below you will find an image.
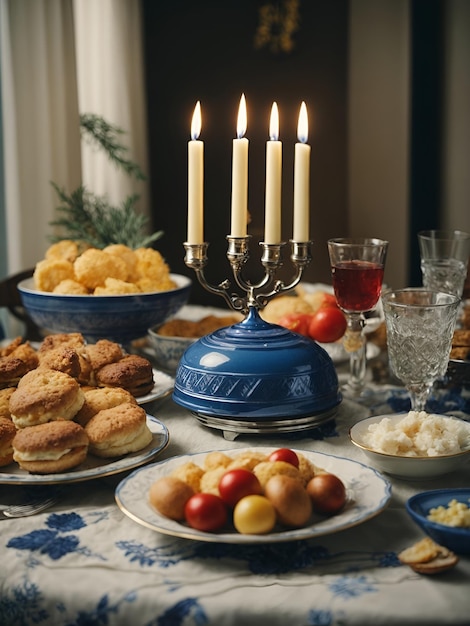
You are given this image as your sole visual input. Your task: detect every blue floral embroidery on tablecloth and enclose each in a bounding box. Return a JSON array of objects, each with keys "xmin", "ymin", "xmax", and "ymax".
[
  {"xmin": 329, "ymin": 574, "xmax": 376, "ymax": 599},
  {"xmin": 7, "ymin": 511, "xmax": 107, "ymax": 563},
  {"xmin": 147, "ymin": 598, "xmax": 208, "ymax": 626},
  {"xmin": 0, "ymin": 578, "xmax": 138, "ymax": 626}
]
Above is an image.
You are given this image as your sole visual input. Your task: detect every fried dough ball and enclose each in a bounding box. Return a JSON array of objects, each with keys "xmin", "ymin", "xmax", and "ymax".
[
  {"xmin": 74, "ymin": 248, "xmax": 129, "ymax": 290},
  {"xmin": 199, "ymin": 466, "xmax": 226, "ymax": 495},
  {"xmin": 33, "ymin": 259, "xmax": 75, "ymax": 292},
  {"xmin": 137, "ymin": 275, "xmax": 176, "ymax": 293},
  {"xmin": 103, "ymin": 244, "xmax": 138, "ymax": 280},
  {"xmin": 261, "ymin": 296, "xmax": 313, "ymax": 324},
  {"xmin": 134, "ymin": 247, "xmax": 169, "ymax": 278},
  {"xmin": 53, "ymin": 279, "xmax": 89, "ymax": 295},
  {"xmin": 203, "ymin": 451, "xmax": 233, "ymax": 471},
  {"xmin": 296, "ymin": 452, "xmax": 318, "ymax": 486},
  {"xmin": 45, "ymin": 240, "xmax": 80, "ymax": 263},
  {"xmin": 253, "ymin": 460, "xmax": 302, "ymax": 488},
  {"xmin": 227, "ymin": 451, "xmax": 269, "ymax": 472},
  {"xmin": 170, "ymin": 461, "xmax": 204, "ymax": 493},
  {"xmin": 94, "ymin": 278, "xmax": 140, "ymax": 295}
]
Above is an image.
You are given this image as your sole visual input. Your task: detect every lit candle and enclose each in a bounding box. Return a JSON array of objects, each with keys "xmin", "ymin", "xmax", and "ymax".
[
  {"xmin": 187, "ymin": 101, "xmax": 204, "ymax": 244},
  {"xmin": 264, "ymin": 102, "xmax": 282, "ymax": 244},
  {"xmin": 230, "ymin": 94, "xmax": 249, "ymax": 237},
  {"xmin": 293, "ymin": 101, "xmax": 311, "ymax": 242}
]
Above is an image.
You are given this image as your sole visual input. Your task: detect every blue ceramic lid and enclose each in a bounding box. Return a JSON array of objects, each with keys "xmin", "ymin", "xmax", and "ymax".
[{"xmin": 173, "ymin": 307, "xmax": 341, "ymax": 425}]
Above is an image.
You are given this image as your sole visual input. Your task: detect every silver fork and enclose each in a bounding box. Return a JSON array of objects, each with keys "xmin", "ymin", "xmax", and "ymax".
[{"xmin": 0, "ymin": 496, "xmax": 60, "ymax": 519}]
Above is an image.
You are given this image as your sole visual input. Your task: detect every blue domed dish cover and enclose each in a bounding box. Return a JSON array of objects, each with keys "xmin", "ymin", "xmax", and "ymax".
[{"xmin": 173, "ymin": 307, "xmax": 341, "ymax": 423}]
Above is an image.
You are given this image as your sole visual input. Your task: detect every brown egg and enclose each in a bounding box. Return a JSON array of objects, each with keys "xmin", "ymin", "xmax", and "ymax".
[
  {"xmin": 264, "ymin": 474, "xmax": 312, "ymax": 527},
  {"xmin": 148, "ymin": 476, "xmax": 195, "ymax": 521}
]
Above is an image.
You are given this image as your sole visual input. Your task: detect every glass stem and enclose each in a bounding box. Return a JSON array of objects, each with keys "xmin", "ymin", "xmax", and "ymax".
[
  {"xmin": 407, "ymin": 384, "xmax": 431, "ymax": 412},
  {"xmin": 343, "ymin": 313, "xmax": 366, "ymax": 394}
]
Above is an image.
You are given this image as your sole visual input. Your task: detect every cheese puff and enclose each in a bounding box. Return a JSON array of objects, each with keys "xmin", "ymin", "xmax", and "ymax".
[
  {"xmin": 199, "ymin": 466, "xmax": 226, "ymax": 495},
  {"xmin": 296, "ymin": 452, "xmax": 319, "ymax": 486},
  {"xmin": 103, "ymin": 244, "xmax": 138, "ymax": 280},
  {"xmin": 253, "ymin": 460, "xmax": 302, "ymax": 488},
  {"xmin": 45, "ymin": 240, "xmax": 80, "ymax": 263},
  {"xmin": 137, "ymin": 276, "xmax": 176, "ymax": 293},
  {"xmin": 203, "ymin": 451, "xmax": 233, "ymax": 471},
  {"xmin": 227, "ymin": 450, "xmax": 269, "ymax": 472},
  {"xmin": 94, "ymin": 278, "xmax": 140, "ymax": 295},
  {"xmin": 170, "ymin": 462, "xmax": 204, "ymax": 493},
  {"xmin": 53, "ymin": 279, "xmax": 89, "ymax": 295},
  {"xmin": 74, "ymin": 248, "xmax": 128, "ymax": 290},
  {"xmin": 261, "ymin": 296, "xmax": 313, "ymax": 324},
  {"xmin": 134, "ymin": 248, "xmax": 170, "ymax": 280},
  {"xmin": 34, "ymin": 258, "xmax": 75, "ymax": 292}
]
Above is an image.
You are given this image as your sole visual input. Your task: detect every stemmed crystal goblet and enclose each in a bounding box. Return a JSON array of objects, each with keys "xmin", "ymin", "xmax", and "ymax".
[
  {"xmin": 382, "ymin": 288, "xmax": 460, "ymax": 412},
  {"xmin": 327, "ymin": 238, "xmax": 388, "ymax": 397}
]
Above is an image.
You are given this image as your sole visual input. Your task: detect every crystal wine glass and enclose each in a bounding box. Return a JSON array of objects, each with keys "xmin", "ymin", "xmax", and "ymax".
[
  {"xmin": 327, "ymin": 238, "xmax": 388, "ymax": 397},
  {"xmin": 382, "ymin": 288, "xmax": 460, "ymax": 412}
]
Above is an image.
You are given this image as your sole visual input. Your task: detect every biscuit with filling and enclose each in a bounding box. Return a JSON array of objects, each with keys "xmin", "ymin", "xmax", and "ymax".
[
  {"xmin": 0, "ymin": 416, "xmax": 16, "ymax": 466},
  {"xmin": 9, "ymin": 368, "xmax": 85, "ymax": 428},
  {"xmin": 84, "ymin": 402, "xmax": 152, "ymax": 457},
  {"xmin": 12, "ymin": 419, "xmax": 88, "ymax": 474}
]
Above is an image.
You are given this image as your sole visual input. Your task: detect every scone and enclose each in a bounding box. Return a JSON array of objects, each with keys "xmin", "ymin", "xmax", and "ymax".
[
  {"xmin": 85, "ymin": 402, "xmax": 153, "ymax": 457},
  {"xmin": 0, "ymin": 356, "xmax": 32, "ymax": 389},
  {"xmin": 13, "ymin": 420, "xmax": 88, "ymax": 474},
  {"xmin": 85, "ymin": 339, "xmax": 124, "ymax": 372},
  {"xmin": 0, "ymin": 388, "xmax": 15, "ymax": 419},
  {"xmin": 9, "ymin": 368, "xmax": 85, "ymax": 429},
  {"xmin": 0, "ymin": 416, "xmax": 17, "ymax": 466},
  {"xmin": 75, "ymin": 386, "xmax": 138, "ymax": 426},
  {"xmin": 39, "ymin": 332, "xmax": 91, "ymax": 384},
  {"xmin": 38, "ymin": 346, "xmax": 82, "ymax": 378},
  {"xmin": 95, "ymin": 355, "xmax": 154, "ymax": 397}
]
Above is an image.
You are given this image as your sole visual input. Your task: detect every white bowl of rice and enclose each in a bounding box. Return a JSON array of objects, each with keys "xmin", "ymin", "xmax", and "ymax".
[{"xmin": 349, "ymin": 411, "xmax": 470, "ymax": 479}]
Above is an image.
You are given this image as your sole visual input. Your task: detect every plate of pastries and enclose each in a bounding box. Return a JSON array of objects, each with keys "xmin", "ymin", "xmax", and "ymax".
[{"xmin": 0, "ymin": 333, "xmax": 170, "ymax": 484}]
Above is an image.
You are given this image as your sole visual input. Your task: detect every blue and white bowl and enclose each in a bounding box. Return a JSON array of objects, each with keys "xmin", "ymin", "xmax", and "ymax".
[
  {"xmin": 406, "ymin": 489, "xmax": 470, "ymax": 555},
  {"xmin": 18, "ymin": 274, "xmax": 192, "ymax": 344}
]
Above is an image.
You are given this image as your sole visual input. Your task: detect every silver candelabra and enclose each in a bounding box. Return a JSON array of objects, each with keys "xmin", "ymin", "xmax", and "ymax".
[{"xmin": 183, "ymin": 236, "xmax": 312, "ymax": 312}]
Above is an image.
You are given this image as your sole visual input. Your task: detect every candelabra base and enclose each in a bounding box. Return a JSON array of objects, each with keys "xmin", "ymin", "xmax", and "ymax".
[{"xmin": 173, "ymin": 307, "xmax": 341, "ymax": 434}]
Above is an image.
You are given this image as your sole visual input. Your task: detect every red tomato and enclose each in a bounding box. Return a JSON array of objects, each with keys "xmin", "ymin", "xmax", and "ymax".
[
  {"xmin": 184, "ymin": 493, "xmax": 228, "ymax": 532},
  {"xmin": 308, "ymin": 306, "xmax": 347, "ymax": 343},
  {"xmin": 277, "ymin": 313, "xmax": 311, "ymax": 337},
  {"xmin": 306, "ymin": 473, "xmax": 346, "ymax": 515},
  {"xmin": 320, "ymin": 293, "xmax": 338, "ymax": 308},
  {"xmin": 268, "ymin": 448, "xmax": 299, "ymax": 468},
  {"xmin": 218, "ymin": 469, "xmax": 263, "ymax": 507}
]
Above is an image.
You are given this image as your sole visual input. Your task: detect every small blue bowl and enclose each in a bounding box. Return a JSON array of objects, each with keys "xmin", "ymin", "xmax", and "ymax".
[
  {"xmin": 406, "ymin": 489, "xmax": 470, "ymax": 555},
  {"xmin": 18, "ymin": 274, "xmax": 191, "ymax": 344}
]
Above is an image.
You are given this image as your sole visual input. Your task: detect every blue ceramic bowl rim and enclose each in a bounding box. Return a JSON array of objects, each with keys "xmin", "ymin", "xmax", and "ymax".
[
  {"xmin": 18, "ymin": 273, "xmax": 192, "ymax": 299},
  {"xmin": 406, "ymin": 488, "xmax": 470, "ymax": 535}
]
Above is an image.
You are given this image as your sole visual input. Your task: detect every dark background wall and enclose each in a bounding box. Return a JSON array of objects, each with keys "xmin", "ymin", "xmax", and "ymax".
[{"xmin": 142, "ymin": 0, "xmax": 348, "ymax": 305}]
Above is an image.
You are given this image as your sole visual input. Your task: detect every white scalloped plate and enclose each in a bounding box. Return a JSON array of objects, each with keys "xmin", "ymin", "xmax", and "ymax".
[
  {"xmin": 115, "ymin": 447, "xmax": 392, "ymax": 544},
  {"xmin": 0, "ymin": 415, "xmax": 169, "ymax": 485}
]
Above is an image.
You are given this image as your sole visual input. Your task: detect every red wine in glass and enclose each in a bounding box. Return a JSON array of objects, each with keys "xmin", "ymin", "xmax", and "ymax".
[{"xmin": 332, "ymin": 260, "xmax": 384, "ymax": 312}]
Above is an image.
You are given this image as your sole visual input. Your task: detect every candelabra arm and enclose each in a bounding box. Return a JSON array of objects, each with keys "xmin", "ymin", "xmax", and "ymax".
[
  {"xmin": 184, "ymin": 238, "xmax": 312, "ymax": 314},
  {"xmin": 183, "ymin": 242, "xmax": 247, "ymax": 312}
]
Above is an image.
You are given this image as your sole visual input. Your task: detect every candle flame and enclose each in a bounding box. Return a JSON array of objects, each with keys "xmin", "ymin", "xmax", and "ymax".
[
  {"xmin": 297, "ymin": 101, "xmax": 308, "ymax": 143},
  {"xmin": 269, "ymin": 102, "xmax": 279, "ymax": 141},
  {"xmin": 237, "ymin": 93, "xmax": 247, "ymax": 139},
  {"xmin": 191, "ymin": 101, "xmax": 201, "ymax": 140}
]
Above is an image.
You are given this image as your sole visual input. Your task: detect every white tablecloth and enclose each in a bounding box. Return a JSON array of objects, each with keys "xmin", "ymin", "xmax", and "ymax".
[{"xmin": 0, "ymin": 385, "xmax": 469, "ymax": 626}]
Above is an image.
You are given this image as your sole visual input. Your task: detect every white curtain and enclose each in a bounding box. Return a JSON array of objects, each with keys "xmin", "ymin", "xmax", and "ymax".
[
  {"xmin": 1, "ymin": 0, "xmax": 81, "ymax": 273},
  {"xmin": 73, "ymin": 0, "xmax": 149, "ymax": 210},
  {"xmin": 0, "ymin": 0, "xmax": 148, "ymax": 275}
]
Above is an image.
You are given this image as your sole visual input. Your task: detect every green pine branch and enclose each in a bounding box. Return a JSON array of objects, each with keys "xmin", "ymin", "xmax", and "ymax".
[
  {"xmin": 79, "ymin": 113, "xmax": 146, "ymax": 181},
  {"xmin": 49, "ymin": 114, "xmax": 162, "ymax": 249}
]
